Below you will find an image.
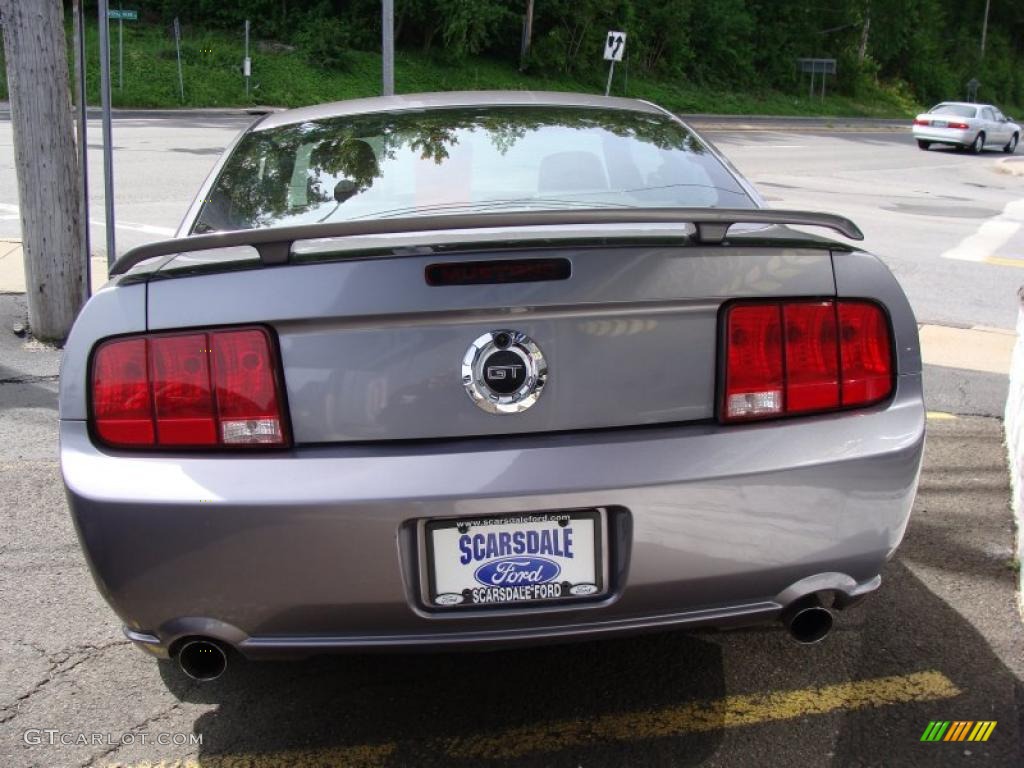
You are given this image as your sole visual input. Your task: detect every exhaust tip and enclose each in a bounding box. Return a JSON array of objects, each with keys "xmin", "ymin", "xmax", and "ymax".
[
  {"xmin": 782, "ymin": 596, "xmax": 835, "ymax": 644},
  {"xmin": 177, "ymin": 639, "xmax": 228, "ymax": 681}
]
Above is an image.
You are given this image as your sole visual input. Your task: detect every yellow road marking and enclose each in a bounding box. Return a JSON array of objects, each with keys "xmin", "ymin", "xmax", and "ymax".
[
  {"xmin": 109, "ymin": 671, "xmax": 959, "ymax": 767},
  {"xmin": 985, "ymin": 255, "xmax": 1024, "ymax": 268},
  {"xmin": 106, "ymin": 743, "xmax": 396, "ymax": 768},
  {"xmin": 926, "ymin": 411, "xmax": 957, "ymax": 420},
  {"xmin": 444, "ymin": 670, "xmax": 960, "ymax": 760}
]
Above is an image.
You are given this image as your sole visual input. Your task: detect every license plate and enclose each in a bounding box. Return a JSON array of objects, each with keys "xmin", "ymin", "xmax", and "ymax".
[
  {"xmin": 932, "ymin": 120, "xmax": 948, "ymax": 127},
  {"xmin": 426, "ymin": 510, "xmax": 604, "ymax": 608}
]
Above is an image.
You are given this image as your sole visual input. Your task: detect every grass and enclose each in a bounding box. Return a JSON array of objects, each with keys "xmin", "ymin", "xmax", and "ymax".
[{"xmin": 0, "ymin": 21, "xmax": 926, "ymax": 118}]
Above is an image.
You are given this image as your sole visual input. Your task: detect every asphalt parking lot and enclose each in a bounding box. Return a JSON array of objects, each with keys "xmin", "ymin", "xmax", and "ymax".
[{"xmin": 1, "ymin": 115, "xmax": 1023, "ymax": 767}]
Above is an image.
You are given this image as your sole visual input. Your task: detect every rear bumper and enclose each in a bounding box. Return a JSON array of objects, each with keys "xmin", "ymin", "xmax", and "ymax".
[
  {"xmin": 62, "ymin": 375, "xmax": 925, "ymax": 658},
  {"xmin": 912, "ymin": 125, "xmax": 973, "ymax": 145}
]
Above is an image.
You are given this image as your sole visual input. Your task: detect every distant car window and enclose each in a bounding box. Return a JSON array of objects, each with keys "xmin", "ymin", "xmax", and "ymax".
[
  {"xmin": 930, "ymin": 104, "xmax": 977, "ymax": 118},
  {"xmin": 193, "ymin": 106, "xmax": 756, "ymax": 233}
]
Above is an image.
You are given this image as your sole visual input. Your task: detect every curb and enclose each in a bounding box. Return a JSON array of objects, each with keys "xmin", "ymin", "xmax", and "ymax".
[
  {"xmin": 0, "ymin": 99, "xmax": 906, "ymax": 127},
  {"xmin": 995, "ymin": 157, "xmax": 1024, "ymax": 177},
  {"xmin": 0, "ymin": 104, "xmax": 280, "ymax": 120},
  {"xmin": 1003, "ymin": 287, "xmax": 1024, "ymax": 618}
]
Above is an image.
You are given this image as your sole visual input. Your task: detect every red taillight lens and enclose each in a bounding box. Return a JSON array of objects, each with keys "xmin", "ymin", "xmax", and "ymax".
[
  {"xmin": 783, "ymin": 302, "xmax": 839, "ymax": 413},
  {"xmin": 724, "ymin": 305, "xmax": 784, "ymax": 419},
  {"xmin": 150, "ymin": 334, "xmax": 217, "ymax": 445},
  {"xmin": 212, "ymin": 329, "xmax": 285, "ymax": 445},
  {"xmin": 947, "ymin": 121, "xmax": 969, "ymax": 129},
  {"xmin": 90, "ymin": 326, "xmax": 287, "ymax": 449},
  {"xmin": 92, "ymin": 338, "xmax": 154, "ymax": 446},
  {"xmin": 838, "ymin": 301, "xmax": 893, "ymax": 406},
  {"xmin": 723, "ymin": 300, "xmax": 892, "ymax": 422},
  {"xmin": 913, "ymin": 118, "xmax": 930, "ymax": 126}
]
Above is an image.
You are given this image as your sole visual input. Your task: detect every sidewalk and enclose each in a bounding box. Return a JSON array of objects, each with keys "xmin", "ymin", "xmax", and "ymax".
[{"xmin": 0, "ymin": 239, "xmax": 107, "ymax": 295}]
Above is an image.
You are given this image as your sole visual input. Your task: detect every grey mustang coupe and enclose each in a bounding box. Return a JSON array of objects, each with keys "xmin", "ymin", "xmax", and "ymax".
[{"xmin": 60, "ymin": 91, "xmax": 924, "ymax": 681}]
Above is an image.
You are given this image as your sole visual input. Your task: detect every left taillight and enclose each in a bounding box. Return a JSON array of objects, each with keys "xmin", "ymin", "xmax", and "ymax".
[
  {"xmin": 90, "ymin": 326, "xmax": 288, "ymax": 449},
  {"xmin": 721, "ymin": 299, "xmax": 893, "ymax": 423}
]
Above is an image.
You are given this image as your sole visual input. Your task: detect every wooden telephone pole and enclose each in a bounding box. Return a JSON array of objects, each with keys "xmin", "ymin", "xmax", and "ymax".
[{"xmin": 0, "ymin": 0, "xmax": 86, "ymax": 341}]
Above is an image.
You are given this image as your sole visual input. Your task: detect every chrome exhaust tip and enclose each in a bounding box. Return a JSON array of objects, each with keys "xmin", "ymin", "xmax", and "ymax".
[
  {"xmin": 177, "ymin": 639, "xmax": 228, "ymax": 681},
  {"xmin": 782, "ymin": 597, "xmax": 834, "ymax": 644}
]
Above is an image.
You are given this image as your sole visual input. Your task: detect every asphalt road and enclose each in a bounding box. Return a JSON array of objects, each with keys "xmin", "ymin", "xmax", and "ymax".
[{"xmin": 0, "ymin": 114, "xmax": 1022, "ymax": 767}]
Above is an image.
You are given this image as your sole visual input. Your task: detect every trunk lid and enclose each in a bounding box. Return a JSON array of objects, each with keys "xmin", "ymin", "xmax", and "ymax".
[{"xmin": 146, "ymin": 242, "xmax": 835, "ymax": 443}]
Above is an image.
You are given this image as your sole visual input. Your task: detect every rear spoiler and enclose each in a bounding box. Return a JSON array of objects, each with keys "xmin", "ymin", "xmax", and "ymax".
[{"xmin": 108, "ymin": 208, "xmax": 863, "ymax": 276}]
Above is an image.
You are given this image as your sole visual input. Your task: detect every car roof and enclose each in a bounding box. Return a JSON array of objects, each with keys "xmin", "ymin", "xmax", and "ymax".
[
  {"xmin": 933, "ymin": 101, "xmax": 991, "ymax": 109},
  {"xmin": 254, "ymin": 90, "xmax": 667, "ymax": 131}
]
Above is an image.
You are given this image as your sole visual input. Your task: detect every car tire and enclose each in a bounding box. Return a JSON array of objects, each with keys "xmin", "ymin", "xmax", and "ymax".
[
  {"xmin": 970, "ymin": 132, "xmax": 985, "ymax": 154},
  {"xmin": 1004, "ymin": 133, "xmax": 1019, "ymax": 154},
  {"xmin": 917, "ymin": 140, "xmax": 931, "ymax": 150}
]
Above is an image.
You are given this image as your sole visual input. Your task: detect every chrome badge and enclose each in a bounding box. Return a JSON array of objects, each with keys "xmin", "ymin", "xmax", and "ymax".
[{"xmin": 462, "ymin": 331, "xmax": 547, "ymax": 414}]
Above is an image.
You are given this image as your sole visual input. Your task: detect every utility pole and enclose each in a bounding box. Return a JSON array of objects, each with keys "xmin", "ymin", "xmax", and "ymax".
[
  {"xmin": 520, "ymin": 0, "xmax": 535, "ymax": 71},
  {"xmin": 981, "ymin": 0, "xmax": 991, "ymax": 57},
  {"xmin": 0, "ymin": 0, "xmax": 86, "ymax": 340},
  {"xmin": 382, "ymin": 0, "xmax": 394, "ymax": 96}
]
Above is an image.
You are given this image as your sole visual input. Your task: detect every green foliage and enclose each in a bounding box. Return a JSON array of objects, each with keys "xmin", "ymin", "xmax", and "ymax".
[
  {"xmin": 3, "ymin": 1, "xmax": 1022, "ymax": 115},
  {"xmin": 293, "ymin": 6, "xmax": 352, "ymax": 70},
  {"xmin": 435, "ymin": 0, "xmax": 514, "ymax": 60}
]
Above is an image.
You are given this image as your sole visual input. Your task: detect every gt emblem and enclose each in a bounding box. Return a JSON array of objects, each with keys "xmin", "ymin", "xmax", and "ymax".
[
  {"xmin": 486, "ymin": 364, "xmax": 523, "ymax": 380},
  {"xmin": 462, "ymin": 331, "xmax": 547, "ymax": 414}
]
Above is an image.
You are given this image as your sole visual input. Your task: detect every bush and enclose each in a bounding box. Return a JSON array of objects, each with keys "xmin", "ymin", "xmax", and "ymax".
[{"xmin": 293, "ymin": 15, "xmax": 352, "ymax": 71}]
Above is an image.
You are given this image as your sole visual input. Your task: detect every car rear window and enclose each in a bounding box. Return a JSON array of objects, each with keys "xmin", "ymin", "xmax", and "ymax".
[
  {"xmin": 192, "ymin": 105, "xmax": 756, "ymax": 233},
  {"xmin": 930, "ymin": 104, "xmax": 977, "ymax": 118}
]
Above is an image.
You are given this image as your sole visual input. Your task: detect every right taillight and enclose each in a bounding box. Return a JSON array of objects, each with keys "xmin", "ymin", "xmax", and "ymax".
[
  {"xmin": 722, "ymin": 299, "xmax": 893, "ymax": 423},
  {"xmin": 90, "ymin": 326, "xmax": 288, "ymax": 449}
]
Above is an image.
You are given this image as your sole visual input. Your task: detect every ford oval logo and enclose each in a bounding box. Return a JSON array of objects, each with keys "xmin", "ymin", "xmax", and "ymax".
[
  {"xmin": 434, "ymin": 592, "xmax": 465, "ymax": 606},
  {"xmin": 474, "ymin": 556, "xmax": 561, "ymax": 587}
]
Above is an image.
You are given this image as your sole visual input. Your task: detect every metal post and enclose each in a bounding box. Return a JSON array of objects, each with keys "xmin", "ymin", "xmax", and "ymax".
[
  {"xmin": 981, "ymin": 0, "xmax": 990, "ymax": 57},
  {"xmin": 605, "ymin": 60, "xmax": 616, "ymax": 96},
  {"xmin": 174, "ymin": 17, "xmax": 184, "ymax": 102},
  {"xmin": 72, "ymin": 0, "xmax": 91, "ymax": 298},
  {"xmin": 98, "ymin": 0, "xmax": 116, "ymax": 268},
  {"xmin": 118, "ymin": 4, "xmax": 123, "ymax": 89},
  {"xmin": 244, "ymin": 19, "xmax": 251, "ymax": 97},
  {"xmin": 382, "ymin": 0, "xmax": 394, "ymax": 96},
  {"xmin": 809, "ymin": 68, "xmax": 815, "ymax": 99},
  {"xmin": 821, "ymin": 69, "xmax": 826, "ymax": 100}
]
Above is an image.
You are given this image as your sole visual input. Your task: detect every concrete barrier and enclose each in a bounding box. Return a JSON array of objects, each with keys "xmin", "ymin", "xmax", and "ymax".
[{"xmin": 1003, "ymin": 286, "xmax": 1024, "ymax": 615}]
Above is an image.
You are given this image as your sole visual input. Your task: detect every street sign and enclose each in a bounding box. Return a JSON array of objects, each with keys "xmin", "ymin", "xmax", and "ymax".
[
  {"xmin": 797, "ymin": 58, "xmax": 837, "ymax": 100},
  {"xmin": 797, "ymin": 58, "xmax": 836, "ymax": 75},
  {"xmin": 967, "ymin": 78, "xmax": 981, "ymax": 102},
  {"xmin": 604, "ymin": 31, "xmax": 626, "ymax": 62},
  {"xmin": 107, "ymin": 9, "xmax": 137, "ymax": 20}
]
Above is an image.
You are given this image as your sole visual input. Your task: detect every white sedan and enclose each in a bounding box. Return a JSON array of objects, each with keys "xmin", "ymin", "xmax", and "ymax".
[{"xmin": 912, "ymin": 101, "xmax": 1019, "ymax": 154}]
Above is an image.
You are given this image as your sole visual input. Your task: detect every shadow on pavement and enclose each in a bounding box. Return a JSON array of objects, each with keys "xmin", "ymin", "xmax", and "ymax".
[
  {"xmin": 152, "ymin": 562, "xmax": 1022, "ymax": 766},
  {"xmin": 161, "ymin": 632, "xmax": 726, "ymax": 767}
]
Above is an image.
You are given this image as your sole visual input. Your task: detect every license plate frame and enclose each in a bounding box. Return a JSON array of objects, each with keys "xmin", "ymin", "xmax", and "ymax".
[
  {"xmin": 932, "ymin": 119, "xmax": 948, "ymax": 128},
  {"xmin": 423, "ymin": 509, "xmax": 606, "ymax": 609}
]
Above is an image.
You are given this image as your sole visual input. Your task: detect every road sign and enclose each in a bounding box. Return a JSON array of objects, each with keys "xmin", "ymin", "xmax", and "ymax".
[
  {"xmin": 107, "ymin": 9, "xmax": 137, "ymax": 20},
  {"xmin": 797, "ymin": 58, "xmax": 836, "ymax": 75},
  {"xmin": 797, "ymin": 58, "xmax": 836, "ymax": 100},
  {"xmin": 604, "ymin": 31, "xmax": 626, "ymax": 62},
  {"xmin": 967, "ymin": 78, "xmax": 981, "ymax": 102}
]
